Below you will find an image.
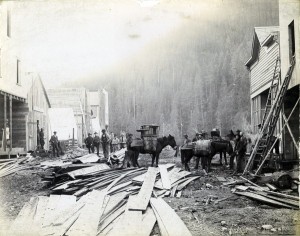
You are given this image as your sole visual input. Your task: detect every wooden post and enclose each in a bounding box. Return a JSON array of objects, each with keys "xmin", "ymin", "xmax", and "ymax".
[
  {"xmin": 9, "ymin": 95, "xmax": 12, "ymax": 153},
  {"xmin": 3, "ymin": 94, "xmax": 6, "ymax": 152}
]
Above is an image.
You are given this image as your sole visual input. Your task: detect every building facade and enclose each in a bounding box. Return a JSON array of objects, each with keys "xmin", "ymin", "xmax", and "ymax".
[
  {"xmin": 279, "ymin": 0, "xmax": 300, "ymax": 160},
  {"xmin": 0, "ymin": 3, "xmax": 50, "ymax": 154},
  {"xmin": 246, "ymin": 0, "xmax": 300, "ymax": 161}
]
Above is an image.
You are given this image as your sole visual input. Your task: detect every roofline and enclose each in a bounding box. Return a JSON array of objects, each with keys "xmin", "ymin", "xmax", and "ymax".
[{"xmin": 38, "ymin": 76, "xmax": 51, "ymax": 108}]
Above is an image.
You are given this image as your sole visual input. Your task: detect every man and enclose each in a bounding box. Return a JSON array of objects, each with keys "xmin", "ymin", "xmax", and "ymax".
[
  {"xmin": 50, "ymin": 131, "xmax": 59, "ymax": 157},
  {"xmin": 230, "ymin": 130, "xmax": 247, "ymax": 174},
  {"xmin": 100, "ymin": 129, "xmax": 111, "ymax": 159},
  {"xmin": 85, "ymin": 133, "xmax": 94, "ymax": 154},
  {"xmin": 192, "ymin": 133, "xmax": 200, "ymax": 142},
  {"xmin": 119, "ymin": 132, "xmax": 127, "ymax": 149},
  {"xmin": 112, "ymin": 135, "xmax": 120, "ymax": 152},
  {"xmin": 93, "ymin": 132, "xmax": 101, "ymax": 156},
  {"xmin": 183, "ymin": 134, "xmax": 191, "ymax": 146},
  {"xmin": 39, "ymin": 128, "xmax": 45, "ymax": 150}
]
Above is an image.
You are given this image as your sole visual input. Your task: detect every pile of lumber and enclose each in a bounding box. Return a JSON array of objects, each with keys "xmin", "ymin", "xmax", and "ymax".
[
  {"xmin": 0, "ymin": 157, "xmax": 31, "ymax": 178},
  {"xmin": 11, "ymin": 164, "xmax": 199, "ymax": 236},
  {"xmin": 232, "ymin": 176, "xmax": 299, "ymax": 209},
  {"xmin": 108, "ymin": 148, "xmax": 126, "ymax": 167}
]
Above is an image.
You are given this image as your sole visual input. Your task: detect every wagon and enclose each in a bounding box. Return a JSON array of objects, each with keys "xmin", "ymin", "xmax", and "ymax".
[{"xmin": 136, "ymin": 124, "xmax": 160, "ymax": 152}]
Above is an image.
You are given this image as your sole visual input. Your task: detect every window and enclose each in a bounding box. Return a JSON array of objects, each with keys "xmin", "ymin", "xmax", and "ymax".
[
  {"xmin": 17, "ymin": 59, "xmax": 20, "ymax": 84},
  {"xmin": 288, "ymin": 20, "xmax": 295, "ymax": 62},
  {"xmin": 7, "ymin": 10, "xmax": 11, "ymax": 37},
  {"xmin": 252, "ymin": 95, "xmax": 261, "ymax": 133}
]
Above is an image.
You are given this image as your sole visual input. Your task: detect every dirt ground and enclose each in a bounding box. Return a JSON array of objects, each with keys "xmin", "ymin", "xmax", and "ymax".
[{"xmin": 0, "ymin": 151, "xmax": 299, "ymax": 236}]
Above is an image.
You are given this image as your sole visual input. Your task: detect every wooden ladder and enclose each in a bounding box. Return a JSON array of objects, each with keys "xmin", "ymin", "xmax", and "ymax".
[
  {"xmin": 260, "ymin": 56, "xmax": 281, "ymax": 129},
  {"xmin": 243, "ymin": 55, "xmax": 296, "ymax": 175}
]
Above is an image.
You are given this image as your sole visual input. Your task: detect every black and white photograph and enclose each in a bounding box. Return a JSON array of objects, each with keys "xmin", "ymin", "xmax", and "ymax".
[{"xmin": 0, "ymin": 0, "xmax": 299, "ymax": 235}]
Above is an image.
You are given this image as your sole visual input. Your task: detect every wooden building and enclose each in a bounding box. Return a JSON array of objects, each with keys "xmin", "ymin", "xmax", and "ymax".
[
  {"xmin": 47, "ymin": 88, "xmax": 90, "ymax": 146},
  {"xmin": 0, "ymin": 3, "xmax": 51, "ymax": 155},
  {"xmin": 279, "ymin": 0, "xmax": 299, "ymax": 161},
  {"xmin": 245, "ymin": 0, "xmax": 300, "ymax": 162},
  {"xmin": 245, "ymin": 26, "xmax": 280, "ymax": 133}
]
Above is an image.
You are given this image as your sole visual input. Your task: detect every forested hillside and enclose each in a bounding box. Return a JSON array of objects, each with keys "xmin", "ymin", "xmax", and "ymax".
[{"xmin": 69, "ymin": 0, "xmax": 279, "ymax": 141}]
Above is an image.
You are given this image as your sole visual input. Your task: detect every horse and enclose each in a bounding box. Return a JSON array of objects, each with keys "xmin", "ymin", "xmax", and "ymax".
[
  {"xmin": 208, "ymin": 140, "xmax": 234, "ymax": 170},
  {"xmin": 181, "ymin": 139, "xmax": 212, "ymax": 172},
  {"xmin": 181, "ymin": 137, "xmax": 233, "ymax": 172},
  {"xmin": 128, "ymin": 134, "xmax": 177, "ymax": 167}
]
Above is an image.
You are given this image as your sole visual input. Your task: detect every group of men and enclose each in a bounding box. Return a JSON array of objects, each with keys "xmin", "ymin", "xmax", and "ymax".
[
  {"xmin": 84, "ymin": 129, "xmax": 127, "ymax": 159},
  {"xmin": 182, "ymin": 129, "xmax": 248, "ymax": 174}
]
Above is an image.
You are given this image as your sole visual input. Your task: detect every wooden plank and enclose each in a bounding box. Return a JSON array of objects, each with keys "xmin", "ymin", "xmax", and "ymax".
[
  {"xmin": 151, "ymin": 203, "xmax": 168, "ymax": 236},
  {"xmin": 140, "ymin": 207, "xmax": 157, "ymax": 236},
  {"xmin": 253, "ymin": 191, "xmax": 299, "ymax": 208},
  {"xmin": 68, "ymin": 164, "xmax": 110, "ymax": 179},
  {"xmin": 155, "ymin": 170, "xmax": 191, "ymax": 190},
  {"xmin": 150, "ymin": 197, "xmax": 192, "ymax": 236},
  {"xmin": 75, "ymin": 153, "xmax": 99, "ymax": 163},
  {"xmin": 265, "ymin": 183, "xmax": 277, "ymax": 191},
  {"xmin": 128, "ymin": 167, "xmax": 158, "ymax": 211},
  {"xmin": 107, "ymin": 196, "xmax": 142, "ymax": 236},
  {"xmin": 234, "ymin": 191, "xmax": 296, "ymax": 209},
  {"xmin": 100, "ymin": 213, "xmax": 124, "ymax": 236},
  {"xmin": 9, "ymin": 197, "xmax": 40, "ymax": 235},
  {"xmin": 159, "ymin": 165, "xmax": 171, "ymax": 190},
  {"xmin": 42, "ymin": 195, "xmax": 61, "ymax": 227},
  {"xmin": 66, "ymin": 190, "xmax": 107, "ymax": 236},
  {"xmin": 132, "ymin": 164, "xmax": 175, "ymax": 184},
  {"xmin": 170, "ymin": 185, "xmax": 177, "ymax": 197},
  {"xmin": 98, "ymin": 204, "xmax": 126, "ymax": 234},
  {"xmin": 176, "ymin": 176, "xmax": 200, "ymax": 191},
  {"xmin": 33, "ymin": 196, "xmax": 49, "ymax": 226}
]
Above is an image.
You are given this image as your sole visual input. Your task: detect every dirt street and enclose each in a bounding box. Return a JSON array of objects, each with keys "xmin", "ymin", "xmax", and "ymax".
[{"xmin": 0, "ymin": 152, "xmax": 299, "ymax": 236}]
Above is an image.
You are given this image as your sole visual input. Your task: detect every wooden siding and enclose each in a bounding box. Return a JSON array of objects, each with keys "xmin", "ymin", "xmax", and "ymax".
[
  {"xmin": 250, "ymin": 44, "xmax": 279, "ymax": 95},
  {"xmin": 279, "ymin": 0, "xmax": 300, "ymax": 88},
  {"xmin": 27, "ymin": 78, "xmax": 50, "ymax": 150}
]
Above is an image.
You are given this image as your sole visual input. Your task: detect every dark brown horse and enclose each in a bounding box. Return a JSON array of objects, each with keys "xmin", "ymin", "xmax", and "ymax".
[
  {"xmin": 128, "ymin": 135, "xmax": 177, "ymax": 167},
  {"xmin": 181, "ymin": 137, "xmax": 233, "ymax": 172}
]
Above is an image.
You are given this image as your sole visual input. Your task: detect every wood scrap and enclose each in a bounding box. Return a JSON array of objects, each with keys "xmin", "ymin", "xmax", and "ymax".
[
  {"xmin": 159, "ymin": 164, "xmax": 171, "ymax": 190},
  {"xmin": 128, "ymin": 167, "xmax": 158, "ymax": 211},
  {"xmin": 234, "ymin": 191, "xmax": 297, "ymax": 209},
  {"xmin": 177, "ymin": 176, "xmax": 200, "ymax": 191},
  {"xmin": 150, "ymin": 197, "xmax": 192, "ymax": 236}
]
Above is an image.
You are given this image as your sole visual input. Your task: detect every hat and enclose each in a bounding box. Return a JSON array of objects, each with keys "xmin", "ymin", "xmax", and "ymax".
[
  {"xmin": 184, "ymin": 134, "xmax": 188, "ymax": 138},
  {"xmin": 101, "ymin": 129, "xmax": 106, "ymax": 132},
  {"xmin": 94, "ymin": 132, "xmax": 98, "ymax": 134},
  {"xmin": 128, "ymin": 133, "xmax": 133, "ymax": 136},
  {"xmin": 88, "ymin": 133, "xmax": 91, "ymax": 135},
  {"xmin": 53, "ymin": 131, "xmax": 57, "ymax": 134},
  {"xmin": 236, "ymin": 129, "xmax": 241, "ymax": 133}
]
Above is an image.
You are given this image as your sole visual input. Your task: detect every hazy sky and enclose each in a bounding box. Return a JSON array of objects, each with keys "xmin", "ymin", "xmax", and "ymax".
[{"xmin": 6, "ymin": 0, "xmax": 221, "ymax": 88}]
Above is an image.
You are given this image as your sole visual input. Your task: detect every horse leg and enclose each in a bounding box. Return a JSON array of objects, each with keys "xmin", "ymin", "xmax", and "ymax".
[
  {"xmin": 155, "ymin": 152, "xmax": 159, "ymax": 167},
  {"xmin": 135, "ymin": 152, "xmax": 140, "ymax": 168},
  {"xmin": 219, "ymin": 152, "xmax": 222, "ymax": 165},
  {"xmin": 224, "ymin": 151, "xmax": 228, "ymax": 165},
  {"xmin": 195, "ymin": 156, "xmax": 200, "ymax": 169},
  {"xmin": 151, "ymin": 153, "xmax": 155, "ymax": 167}
]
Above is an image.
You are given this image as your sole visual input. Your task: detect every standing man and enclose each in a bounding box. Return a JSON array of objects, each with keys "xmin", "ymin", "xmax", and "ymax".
[
  {"xmin": 192, "ymin": 132, "xmax": 200, "ymax": 142},
  {"xmin": 112, "ymin": 135, "xmax": 120, "ymax": 152},
  {"xmin": 93, "ymin": 132, "xmax": 101, "ymax": 156},
  {"xmin": 119, "ymin": 131, "xmax": 127, "ymax": 149},
  {"xmin": 85, "ymin": 133, "xmax": 94, "ymax": 154},
  {"xmin": 230, "ymin": 130, "xmax": 247, "ymax": 174},
  {"xmin": 183, "ymin": 134, "xmax": 191, "ymax": 146},
  {"xmin": 39, "ymin": 128, "xmax": 45, "ymax": 150},
  {"xmin": 50, "ymin": 131, "xmax": 59, "ymax": 157},
  {"xmin": 100, "ymin": 129, "xmax": 111, "ymax": 159}
]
